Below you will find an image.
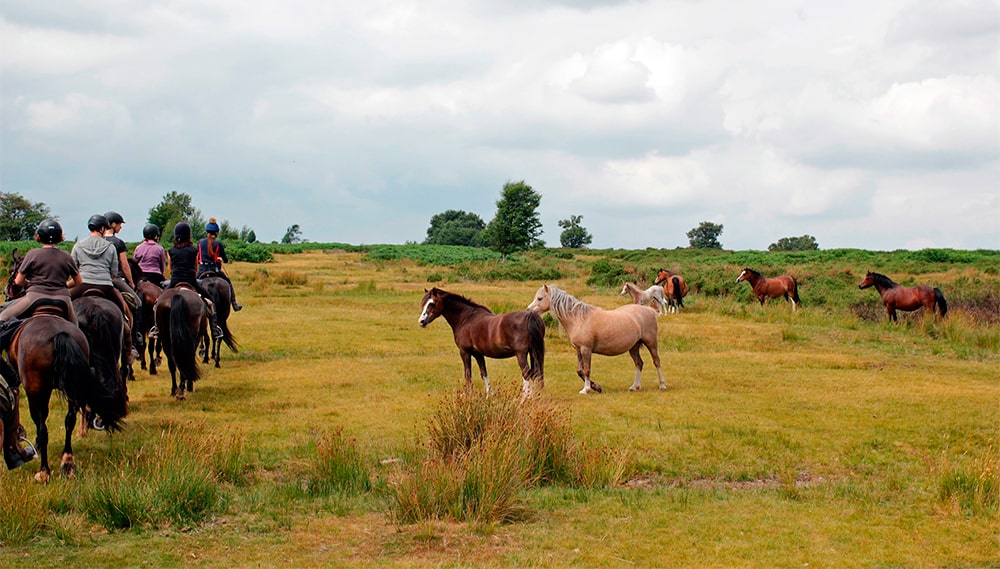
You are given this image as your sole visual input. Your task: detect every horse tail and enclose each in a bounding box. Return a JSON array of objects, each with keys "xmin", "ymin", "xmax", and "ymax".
[
  {"xmin": 170, "ymin": 295, "xmax": 201, "ymax": 383},
  {"xmin": 671, "ymin": 277, "xmax": 684, "ymax": 308},
  {"xmin": 219, "ymin": 309, "xmax": 239, "ymax": 353},
  {"xmin": 791, "ymin": 277, "xmax": 801, "ymax": 304},
  {"xmin": 526, "ymin": 311, "xmax": 546, "ymax": 382},
  {"xmin": 53, "ymin": 331, "xmax": 127, "ymax": 431},
  {"xmin": 80, "ymin": 303, "xmax": 124, "ymax": 397},
  {"xmin": 934, "ymin": 288, "xmax": 948, "ymax": 317}
]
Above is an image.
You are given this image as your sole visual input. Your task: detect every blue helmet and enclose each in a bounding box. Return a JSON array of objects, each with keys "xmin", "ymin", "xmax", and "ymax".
[{"xmin": 205, "ymin": 218, "xmax": 220, "ymax": 233}]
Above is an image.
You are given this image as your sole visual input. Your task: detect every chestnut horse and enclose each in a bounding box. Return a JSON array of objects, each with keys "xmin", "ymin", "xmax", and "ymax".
[
  {"xmin": 858, "ymin": 271, "xmax": 947, "ymax": 322},
  {"xmin": 736, "ymin": 268, "xmax": 800, "ymax": 310},
  {"xmin": 10, "ymin": 315, "xmax": 127, "ymax": 482},
  {"xmin": 419, "ymin": 287, "xmax": 545, "ymax": 396},
  {"xmin": 654, "ymin": 269, "xmax": 689, "ymax": 313},
  {"xmin": 620, "ymin": 282, "xmax": 667, "ymax": 315},
  {"xmin": 154, "ymin": 286, "xmax": 208, "ymax": 399},
  {"xmin": 199, "ymin": 274, "xmax": 238, "ymax": 368},
  {"xmin": 527, "ymin": 285, "xmax": 665, "ymax": 394}
]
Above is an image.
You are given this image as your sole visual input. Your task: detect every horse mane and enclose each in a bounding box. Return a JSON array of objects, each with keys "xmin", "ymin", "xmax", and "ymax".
[
  {"xmin": 870, "ymin": 272, "xmax": 897, "ymax": 288},
  {"xmin": 437, "ymin": 289, "xmax": 494, "ymax": 314},
  {"xmin": 742, "ymin": 267, "xmax": 761, "ymax": 278},
  {"xmin": 546, "ymin": 286, "xmax": 594, "ymax": 319}
]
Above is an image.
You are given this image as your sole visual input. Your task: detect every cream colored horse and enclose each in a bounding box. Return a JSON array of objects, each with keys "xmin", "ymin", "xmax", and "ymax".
[
  {"xmin": 527, "ymin": 285, "xmax": 666, "ymax": 394},
  {"xmin": 620, "ymin": 282, "xmax": 667, "ymax": 316}
]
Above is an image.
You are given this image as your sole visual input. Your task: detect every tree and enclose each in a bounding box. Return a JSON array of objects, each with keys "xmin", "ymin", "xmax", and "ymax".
[
  {"xmin": 423, "ymin": 209, "xmax": 486, "ymax": 246},
  {"xmin": 687, "ymin": 221, "xmax": 723, "ymax": 249},
  {"xmin": 282, "ymin": 224, "xmax": 303, "ymax": 244},
  {"xmin": 148, "ymin": 191, "xmax": 205, "ymax": 244},
  {"xmin": 481, "ymin": 181, "xmax": 544, "ymax": 259},
  {"xmin": 0, "ymin": 192, "xmax": 51, "ymax": 241},
  {"xmin": 768, "ymin": 235, "xmax": 819, "ymax": 251},
  {"xmin": 558, "ymin": 214, "xmax": 593, "ymax": 248}
]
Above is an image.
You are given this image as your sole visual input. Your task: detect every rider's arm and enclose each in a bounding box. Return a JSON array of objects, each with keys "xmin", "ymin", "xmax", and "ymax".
[
  {"xmin": 68, "ymin": 273, "xmax": 83, "ymax": 288},
  {"xmin": 13, "ymin": 272, "xmax": 27, "ymax": 287},
  {"xmin": 118, "ymin": 251, "xmax": 134, "ymax": 287}
]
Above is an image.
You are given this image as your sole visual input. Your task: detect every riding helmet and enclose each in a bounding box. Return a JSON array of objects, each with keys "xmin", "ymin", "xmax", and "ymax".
[
  {"xmin": 142, "ymin": 223, "xmax": 160, "ymax": 240},
  {"xmin": 87, "ymin": 214, "xmax": 110, "ymax": 232},
  {"xmin": 105, "ymin": 211, "xmax": 125, "ymax": 225},
  {"xmin": 173, "ymin": 221, "xmax": 191, "ymax": 242},
  {"xmin": 205, "ymin": 218, "xmax": 220, "ymax": 233},
  {"xmin": 36, "ymin": 219, "xmax": 63, "ymax": 244}
]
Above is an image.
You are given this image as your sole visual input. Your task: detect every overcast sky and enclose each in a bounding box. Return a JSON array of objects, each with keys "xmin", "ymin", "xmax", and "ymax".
[{"xmin": 2, "ymin": 0, "xmax": 998, "ymax": 250}]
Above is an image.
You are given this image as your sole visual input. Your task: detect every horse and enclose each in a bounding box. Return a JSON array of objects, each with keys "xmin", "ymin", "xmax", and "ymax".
[
  {"xmin": 858, "ymin": 271, "xmax": 947, "ymax": 322},
  {"xmin": 127, "ymin": 257, "xmax": 163, "ymax": 374},
  {"xmin": 9, "ymin": 315, "xmax": 127, "ymax": 482},
  {"xmin": 654, "ymin": 269, "xmax": 689, "ymax": 313},
  {"xmin": 619, "ymin": 282, "xmax": 668, "ymax": 316},
  {"xmin": 198, "ymin": 273, "xmax": 238, "ymax": 368},
  {"xmin": 73, "ymin": 296, "xmax": 128, "ymax": 431},
  {"xmin": 153, "ymin": 286, "xmax": 208, "ymax": 399},
  {"xmin": 527, "ymin": 285, "xmax": 666, "ymax": 394},
  {"xmin": 419, "ymin": 287, "xmax": 545, "ymax": 396},
  {"xmin": 736, "ymin": 268, "xmax": 800, "ymax": 310}
]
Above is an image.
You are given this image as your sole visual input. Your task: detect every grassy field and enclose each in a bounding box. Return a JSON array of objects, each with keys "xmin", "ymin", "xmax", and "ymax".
[{"xmin": 1, "ymin": 248, "xmax": 997, "ymax": 568}]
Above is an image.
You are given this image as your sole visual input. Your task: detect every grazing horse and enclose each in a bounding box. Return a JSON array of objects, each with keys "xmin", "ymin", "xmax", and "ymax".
[
  {"xmin": 10, "ymin": 315, "xmax": 127, "ymax": 482},
  {"xmin": 198, "ymin": 274, "xmax": 238, "ymax": 368},
  {"xmin": 154, "ymin": 287, "xmax": 208, "ymax": 399},
  {"xmin": 73, "ymin": 296, "xmax": 128, "ymax": 430},
  {"xmin": 527, "ymin": 285, "xmax": 666, "ymax": 394},
  {"xmin": 736, "ymin": 268, "xmax": 800, "ymax": 310},
  {"xmin": 419, "ymin": 287, "xmax": 545, "ymax": 396},
  {"xmin": 654, "ymin": 269, "xmax": 689, "ymax": 313},
  {"xmin": 620, "ymin": 282, "xmax": 668, "ymax": 316},
  {"xmin": 858, "ymin": 271, "xmax": 947, "ymax": 322}
]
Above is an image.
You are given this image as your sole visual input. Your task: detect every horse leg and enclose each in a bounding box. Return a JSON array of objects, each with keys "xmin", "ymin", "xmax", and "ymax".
[
  {"xmin": 515, "ymin": 351, "xmax": 535, "ymax": 399},
  {"xmin": 61, "ymin": 404, "xmax": 77, "ymax": 477},
  {"xmin": 28, "ymin": 393, "xmax": 51, "ymax": 483},
  {"xmin": 627, "ymin": 344, "xmax": 644, "ymax": 392},
  {"xmin": 575, "ymin": 348, "xmax": 601, "ymax": 394},
  {"xmin": 887, "ymin": 305, "xmax": 897, "ymax": 322},
  {"xmin": 472, "ymin": 353, "xmax": 490, "ymax": 393},
  {"xmin": 646, "ymin": 338, "xmax": 667, "ymax": 391},
  {"xmin": 459, "ymin": 351, "xmax": 475, "ymax": 391},
  {"xmin": 212, "ymin": 336, "xmax": 221, "ymax": 368},
  {"xmin": 168, "ymin": 357, "xmax": 184, "ymax": 400}
]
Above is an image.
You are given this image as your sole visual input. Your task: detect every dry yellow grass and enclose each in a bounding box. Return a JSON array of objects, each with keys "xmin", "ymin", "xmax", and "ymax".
[{"xmin": 2, "ymin": 250, "xmax": 997, "ymax": 568}]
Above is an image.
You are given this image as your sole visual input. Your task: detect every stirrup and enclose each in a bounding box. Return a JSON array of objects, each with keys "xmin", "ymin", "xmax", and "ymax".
[
  {"xmin": 212, "ymin": 325, "xmax": 224, "ymax": 339},
  {"xmin": 148, "ymin": 325, "xmax": 158, "ymax": 339}
]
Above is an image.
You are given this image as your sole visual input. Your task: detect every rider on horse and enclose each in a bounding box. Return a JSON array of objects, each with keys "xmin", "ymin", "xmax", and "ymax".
[
  {"xmin": 134, "ymin": 223, "xmax": 167, "ymax": 285},
  {"xmin": 0, "ymin": 219, "xmax": 78, "ymax": 469},
  {"xmin": 103, "ymin": 211, "xmax": 141, "ymax": 317},
  {"xmin": 70, "ymin": 214, "xmax": 133, "ymax": 328},
  {"xmin": 197, "ymin": 218, "xmax": 243, "ymax": 312},
  {"xmin": 153, "ymin": 222, "xmax": 223, "ymax": 339}
]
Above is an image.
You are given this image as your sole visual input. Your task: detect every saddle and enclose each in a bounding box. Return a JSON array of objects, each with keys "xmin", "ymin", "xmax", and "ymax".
[
  {"xmin": 198, "ymin": 271, "xmax": 222, "ymax": 280},
  {"xmin": 16, "ymin": 298, "xmax": 71, "ymax": 321}
]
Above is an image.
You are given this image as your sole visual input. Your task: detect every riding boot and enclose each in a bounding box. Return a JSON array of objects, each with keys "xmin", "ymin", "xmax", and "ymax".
[
  {"xmin": 203, "ymin": 299, "xmax": 224, "ymax": 339},
  {"xmin": 3, "ymin": 396, "xmax": 35, "ymax": 470}
]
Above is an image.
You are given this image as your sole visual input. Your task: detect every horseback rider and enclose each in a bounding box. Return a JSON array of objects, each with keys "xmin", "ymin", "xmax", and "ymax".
[
  {"xmin": 103, "ymin": 211, "xmax": 142, "ymax": 316},
  {"xmin": 155, "ymin": 222, "xmax": 223, "ymax": 339},
  {"xmin": 197, "ymin": 218, "xmax": 243, "ymax": 311},
  {"xmin": 0, "ymin": 219, "xmax": 76, "ymax": 469},
  {"xmin": 134, "ymin": 223, "xmax": 167, "ymax": 285},
  {"xmin": 70, "ymin": 214, "xmax": 134, "ymax": 329}
]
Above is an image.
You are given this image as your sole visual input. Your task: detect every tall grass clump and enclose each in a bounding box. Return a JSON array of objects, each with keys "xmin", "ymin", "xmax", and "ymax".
[
  {"xmin": 81, "ymin": 428, "xmax": 224, "ymax": 530},
  {"xmin": 298, "ymin": 428, "xmax": 372, "ymax": 496},
  {"xmin": 0, "ymin": 477, "xmax": 47, "ymax": 544},
  {"xmin": 938, "ymin": 451, "xmax": 999, "ymax": 517},
  {"xmin": 274, "ymin": 270, "xmax": 308, "ymax": 286}
]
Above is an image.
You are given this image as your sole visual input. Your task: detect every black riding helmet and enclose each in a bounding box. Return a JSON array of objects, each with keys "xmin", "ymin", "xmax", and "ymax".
[
  {"xmin": 36, "ymin": 219, "xmax": 63, "ymax": 244},
  {"xmin": 142, "ymin": 223, "xmax": 160, "ymax": 240},
  {"xmin": 105, "ymin": 211, "xmax": 125, "ymax": 225},
  {"xmin": 88, "ymin": 214, "xmax": 110, "ymax": 232},
  {"xmin": 173, "ymin": 221, "xmax": 191, "ymax": 243}
]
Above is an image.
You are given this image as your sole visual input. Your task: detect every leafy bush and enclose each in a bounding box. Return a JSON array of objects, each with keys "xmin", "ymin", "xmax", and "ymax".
[{"xmin": 227, "ymin": 241, "xmax": 275, "ymax": 263}]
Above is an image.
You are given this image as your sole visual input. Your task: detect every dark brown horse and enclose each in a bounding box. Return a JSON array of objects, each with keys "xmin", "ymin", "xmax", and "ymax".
[
  {"xmin": 73, "ymin": 296, "xmax": 128, "ymax": 430},
  {"xmin": 198, "ymin": 274, "xmax": 238, "ymax": 368},
  {"xmin": 153, "ymin": 286, "xmax": 207, "ymax": 399},
  {"xmin": 10, "ymin": 315, "xmax": 127, "ymax": 482},
  {"xmin": 419, "ymin": 287, "xmax": 545, "ymax": 396},
  {"xmin": 654, "ymin": 269, "xmax": 689, "ymax": 313},
  {"xmin": 736, "ymin": 268, "xmax": 800, "ymax": 310},
  {"xmin": 133, "ymin": 279, "xmax": 163, "ymax": 373},
  {"xmin": 858, "ymin": 271, "xmax": 947, "ymax": 322}
]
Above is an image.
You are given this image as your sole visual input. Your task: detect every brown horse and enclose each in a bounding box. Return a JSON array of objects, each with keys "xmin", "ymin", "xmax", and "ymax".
[
  {"xmin": 736, "ymin": 268, "xmax": 800, "ymax": 310},
  {"xmin": 73, "ymin": 296, "xmax": 128, "ymax": 431},
  {"xmin": 128, "ymin": 257, "xmax": 163, "ymax": 374},
  {"xmin": 527, "ymin": 285, "xmax": 665, "ymax": 394},
  {"xmin": 154, "ymin": 286, "xmax": 207, "ymax": 399},
  {"xmin": 419, "ymin": 287, "xmax": 545, "ymax": 396},
  {"xmin": 10, "ymin": 315, "xmax": 127, "ymax": 482},
  {"xmin": 198, "ymin": 274, "xmax": 238, "ymax": 368},
  {"xmin": 858, "ymin": 271, "xmax": 947, "ymax": 322},
  {"xmin": 654, "ymin": 269, "xmax": 689, "ymax": 313}
]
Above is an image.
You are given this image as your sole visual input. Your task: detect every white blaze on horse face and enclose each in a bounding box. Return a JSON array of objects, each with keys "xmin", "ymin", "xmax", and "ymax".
[
  {"xmin": 620, "ymin": 284, "xmax": 628, "ymax": 296},
  {"xmin": 419, "ymin": 298, "xmax": 435, "ymax": 326},
  {"xmin": 736, "ymin": 270, "xmax": 747, "ymax": 283}
]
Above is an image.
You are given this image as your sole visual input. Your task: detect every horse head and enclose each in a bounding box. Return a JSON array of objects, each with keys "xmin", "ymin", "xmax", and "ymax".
[
  {"xmin": 419, "ymin": 288, "xmax": 445, "ymax": 327},
  {"xmin": 736, "ymin": 268, "xmax": 756, "ymax": 283},
  {"xmin": 5, "ymin": 248, "xmax": 25, "ymax": 301},
  {"xmin": 526, "ymin": 285, "xmax": 552, "ymax": 314}
]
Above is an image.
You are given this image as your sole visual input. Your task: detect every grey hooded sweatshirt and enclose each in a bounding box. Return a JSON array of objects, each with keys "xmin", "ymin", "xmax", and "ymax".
[{"xmin": 72, "ymin": 235, "xmax": 118, "ymax": 286}]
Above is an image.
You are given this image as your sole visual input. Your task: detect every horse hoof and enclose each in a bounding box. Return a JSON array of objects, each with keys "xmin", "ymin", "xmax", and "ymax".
[
  {"xmin": 34, "ymin": 471, "xmax": 51, "ymax": 484},
  {"xmin": 591, "ymin": 383, "xmax": 603, "ymax": 394},
  {"xmin": 629, "ymin": 385, "xmax": 640, "ymax": 392},
  {"xmin": 61, "ymin": 457, "xmax": 76, "ymax": 478},
  {"xmin": 658, "ymin": 385, "xmax": 667, "ymax": 391}
]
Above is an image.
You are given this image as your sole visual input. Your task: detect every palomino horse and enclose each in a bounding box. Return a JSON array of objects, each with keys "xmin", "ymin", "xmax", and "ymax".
[
  {"xmin": 736, "ymin": 268, "xmax": 800, "ymax": 310},
  {"xmin": 419, "ymin": 287, "xmax": 545, "ymax": 396},
  {"xmin": 620, "ymin": 282, "xmax": 668, "ymax": 316},
  {"xmin": 527, "ymin": 285, "xmax": 666, "ymax": 394},
  {"xmin": 10, "ymin": 315, "xmax": 127, "ymax": 482},
  {"xmin": 858, "ymin": 271, "xmax": 947, "ymax": 322},
  {"xmin": 73, "ymin": 296, "xmax": 128, "ymax": 430},
  {"xmin": 153, "ymin": 286, "xmax": 208, "ymax": 399},
  {"xmin": 654, "ymin": 269, "xmax": 689, "ymax": 313},
  {"xmin": 199, "ymin": 274, "xmax": 238, "ymax": 368}
]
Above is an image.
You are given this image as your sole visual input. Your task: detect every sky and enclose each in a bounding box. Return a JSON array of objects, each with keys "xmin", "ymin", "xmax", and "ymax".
[{"xmin": 1, "ymin": 0, "xmax": 998, "ymax": 250}]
